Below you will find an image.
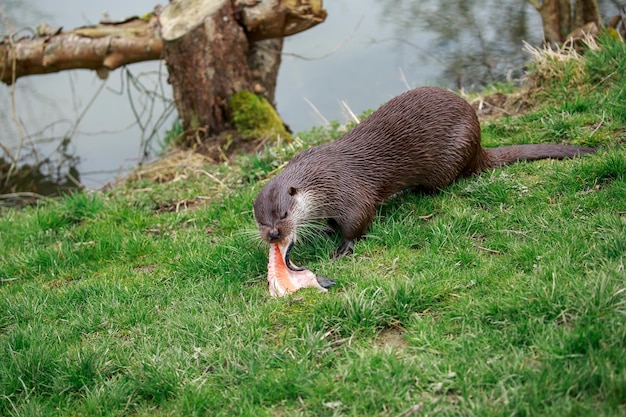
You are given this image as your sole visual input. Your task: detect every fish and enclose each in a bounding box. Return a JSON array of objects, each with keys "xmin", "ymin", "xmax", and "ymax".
[{"xmin": 267, "ymin": 240, "xmax": 335, "ymax": 297}]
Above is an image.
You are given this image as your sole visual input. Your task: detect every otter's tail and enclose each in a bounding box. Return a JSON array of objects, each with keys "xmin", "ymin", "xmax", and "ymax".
[{"xmin": 485, "ymin": 144, "xmax": 596, "ymax": 168}]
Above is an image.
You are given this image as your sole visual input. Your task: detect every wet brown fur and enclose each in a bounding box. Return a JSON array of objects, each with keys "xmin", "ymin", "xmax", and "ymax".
[{"xmin": 253, "ymin": 87, "xmax": 596, "ymax": 256}]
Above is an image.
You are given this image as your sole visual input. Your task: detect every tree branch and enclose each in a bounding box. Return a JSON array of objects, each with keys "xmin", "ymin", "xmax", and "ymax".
[{"xmin": 0, "ymin": 13, "xmax": 163, "ymax": 85}]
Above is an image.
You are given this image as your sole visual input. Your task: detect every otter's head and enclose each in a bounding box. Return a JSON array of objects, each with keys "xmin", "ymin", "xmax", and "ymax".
[{"xmin": 253, "ymin": 180, "xmax": 300, "ymax": 244}]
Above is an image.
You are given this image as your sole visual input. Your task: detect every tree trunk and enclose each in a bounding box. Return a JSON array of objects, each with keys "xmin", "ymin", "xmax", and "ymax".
[
  {"xmin": 160, "ymin": 0, "xmax": 326, "ymax": 145},
  {"xmin": 528, "ymin": 0, "xmax": 601, "ymax": 45},
  {"xmin": 161, "ymin": 0, "xmax": 251, "ymax": 139},
  {"xmin": 573, "ymin": 0, "xmax": 601, "ymax": 30}
]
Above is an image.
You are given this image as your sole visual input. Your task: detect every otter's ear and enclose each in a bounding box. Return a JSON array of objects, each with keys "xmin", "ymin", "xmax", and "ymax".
[{"xmin": 288, "ymin": 186, "xmax": 297, "ymax": 196}]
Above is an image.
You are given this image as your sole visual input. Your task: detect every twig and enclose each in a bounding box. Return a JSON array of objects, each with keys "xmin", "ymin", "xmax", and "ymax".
[
  {"xmin": 499, "ymin": 229, "xmax": 529, "ymax": 235},
  {"xmin": 303, "ymin": 96, "xmax": 330, "ymax": 126},
  {"xmin": 281, "ymin": 15, "xmax": 364, "ymax": 61},
  {"xmin": 371, "ymin": 37, "xmax": 448, "ymax": 67},
  {"xmin": 399, "ymin": 67, "xmax": 411, "ymax": 91},
  {"xmin": 128, "ymin": 69, "xmax": 156, "ymax": 160},
  {"xmin": 0, "ymin": 192, "xmax": 47, "ymax": 200},
  {"xmin": 592, "ymin": 70, "xmax": 617, "ymax": 89},
  {"xmin": 395, "ymin": 403, "xmax": 423, "ymax": 417},
  {"xmin": 339, "ymin": 100, "xmax": 360, "ymax": 124},
  {"xmin": 474, "ymin": 244, "xmax": 501, "ymax": 255},
  {"xmin": 65, "ymin": 171, "xmax": 83, "ymax": 189},
  {"xmin": 66, "ymin": 73, "xmax": 108, "ymax": 142},
  {"xmin": 124, "ymin": 67, "xmax": 176, "ymax": 164},
  {"xmin": 0, "ymin": 142, "xmax": 15, "ymax": 163},
  {"xmin": 195, "ymin": 169, "xmax": 226, "ymax": 188},
  {"xmin": 472, "ymin": 98, "xmax": 512, "ymax": 116}
]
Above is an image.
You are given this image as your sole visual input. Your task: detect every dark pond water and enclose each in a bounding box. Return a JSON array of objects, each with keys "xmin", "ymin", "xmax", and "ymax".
[{"xmin": 0, "ymin": 0, "xmax": 622, "ymax": 193}]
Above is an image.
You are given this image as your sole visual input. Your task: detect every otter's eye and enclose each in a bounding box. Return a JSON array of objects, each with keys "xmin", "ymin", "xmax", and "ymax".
[{"xmin": 280, "ymin": 211, "xmax": 288, "ymax": 220}]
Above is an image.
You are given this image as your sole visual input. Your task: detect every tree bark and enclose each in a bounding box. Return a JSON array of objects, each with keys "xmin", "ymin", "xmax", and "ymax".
[{"xmin": 573, "ymin": 0, "xmax": 600, "ymax": 29}]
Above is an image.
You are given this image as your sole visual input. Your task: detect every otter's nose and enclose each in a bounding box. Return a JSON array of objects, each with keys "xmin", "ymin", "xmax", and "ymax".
[{"xmin": 268, "ymin": 229, "xmax": 280, "ymax": 241}]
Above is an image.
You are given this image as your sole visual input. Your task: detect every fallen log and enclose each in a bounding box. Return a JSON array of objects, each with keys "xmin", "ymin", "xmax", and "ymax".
[
  {"xmin": 0, "ymin": 0, "xmax": 326, "ymax": 85},
  {"xmin": 0, "ymin": 13, "xmax": 163, "ymax": 84}
]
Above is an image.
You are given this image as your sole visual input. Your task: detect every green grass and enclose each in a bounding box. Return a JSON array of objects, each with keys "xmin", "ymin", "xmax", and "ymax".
[{"xmin": 1, "ymin": 36, "xmax": 625, "ymax": 416}]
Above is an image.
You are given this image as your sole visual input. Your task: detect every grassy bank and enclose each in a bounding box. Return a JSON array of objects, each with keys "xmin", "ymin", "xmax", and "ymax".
[{"xmin": 1, "ymin": 35, "xmax": 625, "ymax": 416}]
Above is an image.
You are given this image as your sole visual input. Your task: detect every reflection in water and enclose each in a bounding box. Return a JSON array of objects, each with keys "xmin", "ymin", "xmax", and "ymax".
[
  {"xmin": 0, "ymin": 0, "xmax": 624, "ymax": 196},
  {"xmin": 1, "ymin": 0, "xmax": 175, "ymax": 194},
  {"xmin": 0, "ymin": 66, "xmax": 175, "ymax": 200},
  {"xmin": 380, "ymin": 0, "xmax": 623, "ymax": 88},
  {"xmin": 380, "ymin": 0, "xmax": 542, "ymax": 89},
  {"xmin": 1, "ymin": 137, "xmax": 81, "ymax": 205}
]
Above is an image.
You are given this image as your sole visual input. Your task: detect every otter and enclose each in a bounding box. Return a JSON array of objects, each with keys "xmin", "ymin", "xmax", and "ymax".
[{"xmin": 253, "ymin": 87, "xmax": 596, "ymax": 258}]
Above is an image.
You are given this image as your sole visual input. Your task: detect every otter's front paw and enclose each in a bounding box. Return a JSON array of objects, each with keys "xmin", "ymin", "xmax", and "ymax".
[{"xmin": 331, "ymin": 239, "xmax": 354, "ymax": 259}]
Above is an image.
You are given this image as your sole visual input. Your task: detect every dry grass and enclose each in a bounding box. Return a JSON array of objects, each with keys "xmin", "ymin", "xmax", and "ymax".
[
  {"xmin": 523, "ymin": 34, "xmax": 600, "ymax": 88},
  {"xmin": 102, "ymin": 149, "xmax": 228, "ymax": 190}
]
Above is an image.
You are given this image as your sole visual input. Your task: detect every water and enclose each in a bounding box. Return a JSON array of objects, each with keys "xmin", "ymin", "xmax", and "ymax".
[
  {"xmin": 278, "ymin": 0, "xmax": 543, "ymax": 131},
  {"xmin": 1, "ymin": 0, "xmax": 174, "ymax": 189},
  {"xmin": 0, "ymin": 0, "xmax": 620, "ymax": 190}
]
